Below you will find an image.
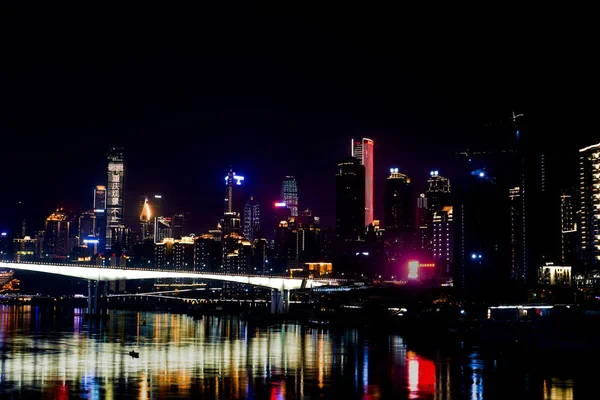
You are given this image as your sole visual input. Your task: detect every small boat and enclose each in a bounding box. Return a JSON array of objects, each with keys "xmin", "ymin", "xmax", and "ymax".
[{"xmin": 129, "ymin": 350, "xmax": 139, "ymax": 358}]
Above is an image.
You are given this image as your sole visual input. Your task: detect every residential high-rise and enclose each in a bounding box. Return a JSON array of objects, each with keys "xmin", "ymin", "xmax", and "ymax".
[
  {"xmin": 106, "ymin": 146, "xmax": 125, "ymax": 251},
  {"xmin": 560, "ymin": 191, "xmax": 577, "ymax": 265},
  {"xmin": 384, "ymin": 168, "xmax": 413, "ymax": 250},
  {"xmin": 94, "ymin": 185, "xmax": 107, "ymax": 253},
  {"xmin": 579, "ymin": 142, "xmax": 600, "ymax": 269},
  {"xmin": 224, "ymin": 169, "xmax": 245, "ymax": 217},
  {"xmin": 243, "ymin": 196, "xmax": 260, "ymax": 242},
  {"xmin": 509, "ymin": 187, "xmax": 526, "ymax": 282},
  {"xmin": 281, "ymin": 177, "xmax": 299, "ymax": 217},
  {"xmin": 335, "ymin": 156, "xmax": 365, "ymax": 242},
  {"xmin": 351, "ymin": 138, "xmax": 374, "ymax": 226}
]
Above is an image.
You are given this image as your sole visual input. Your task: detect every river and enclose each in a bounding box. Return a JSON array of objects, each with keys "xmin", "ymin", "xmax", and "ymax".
[{"xmin": 0, "ymin": 305, "xmax": 583, "ymax": 399}]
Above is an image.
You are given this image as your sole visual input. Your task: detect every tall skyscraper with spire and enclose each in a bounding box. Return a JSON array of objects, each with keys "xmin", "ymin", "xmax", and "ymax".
[
  {"xmin": 106, "ymin": 146, "xmax": 125, "ymax": 251},
  {"xmin": 224, "ymin": 168, "xmax": 245, "ymax": 217},
  {"xmin": 281, "ymin": 176, "xmax": 298, "ymax": 217},
  {"xmin": 351, "ymin": 138, "xmax": 374, "ymax": 226}
]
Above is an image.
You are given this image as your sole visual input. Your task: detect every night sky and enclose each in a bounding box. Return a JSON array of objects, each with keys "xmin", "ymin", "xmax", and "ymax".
[{"xmin": 1, "ymin": 4, "xmax": 597, "ymax": 234}]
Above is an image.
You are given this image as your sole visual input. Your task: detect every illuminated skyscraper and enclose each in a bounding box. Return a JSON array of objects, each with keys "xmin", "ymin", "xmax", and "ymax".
[
  {"xmin": 43, "ymin": 209, "xmax": 70, "ymax": 258},
  {"xmin": 243, "ymin": 196, "xmax": 260, "ymax": 242},
  {"xmin": 224, "ymin": 169, "xmax": 245, "ymax": 217},
  {"xmin": 509, "ymin": 187, "xmax": 526, "ymax": 282},
  {"xmin": 384, "ymin": 168, "xmax": 413, "ymax": 251},
  {"xmin": 351, "ymin": 138, "xmax": 374, "ymax": 226},
  {"xmin": 417, "ymin": 194, "xmax": 428, "ymax": 250},
  {"xmin": 93, "ymin": 185, "xmax": 107, "ymax": 252},
  {"xmin": 579, "ymin": 142, "xmax": 600, "ymax": 269},
  {"xmin": 106, "ymin": 146, "xmax": 125, "ymax": 251},
  {"xmin": 281, "ymin": 176, "xmax": 299, "ymax": 217},
  {"xmin": 140, "ymin": 196, "xmax": 153, "ymax": 241},
  {"xmin": 171, "ymin": 213, "xmax": 186, "ymax": 239},
  {"xmin": 432, "ymin": 206, "xmax": 453, "ymax": 274}
]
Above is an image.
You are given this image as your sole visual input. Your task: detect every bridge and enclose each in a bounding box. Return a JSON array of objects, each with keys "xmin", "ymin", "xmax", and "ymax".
[{"xmin": 1, "ymin": 261, "xmax": 342, "ymax": 315}]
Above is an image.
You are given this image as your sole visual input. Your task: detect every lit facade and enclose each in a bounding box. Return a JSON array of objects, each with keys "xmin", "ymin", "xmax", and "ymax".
[
  {"xmin": 560, "ymin": 191, "xmax": 577, "ymax": 265},
  {"xmin": 432, "ymin": 206, "xmax": 453, "ymax": 274},
  {"xmin": 243, "ymin": 196, "xmax": 260, "ymax": 242},
  {"xmin": 224, "ymin": 169, "xmax": 245, "ymax": 217},
  {"xmin": 140, "ymin": 197, "xmax": 153, "ymax": 241},
  {"xmin": 538, "ymin": 263, "xmax": 571, "ymax": 287},
  {"xmin": 93, "ymin": 185, "xmax": 107, "ymax": 252},
  {"xmin": 281, "ymin": 176, "xmax": 299, "ymax": 217},
  {"xmin": 579, "ymin": 143, "xmax": 600, "ymax": 269},
  {"xmin": 417, "ymin": 194, "xmax": 428, "ymax": 250},
  {"xmin": 384, "ymin": 168, "xmax": 413, "ymax": 248},
  {"xmin": 425, "ymin": 171, "xmax": 451, "ymax": 256},
  {"xmin": 509, "ymin": 187, "xmax": 526, "ymax": 282},
  {"xmin": 153, "ymin": 216, "xmax": 172, "ymax": 243},
  {"xmin": 351, "ymin": 138, "xmax": 374, "ymax": 226},
  {"xmin": 13, "ymin": 236, "xmax": 37, "ymax": 262},
  {"xmin": 78, "ymin": 211, "xmax": 96, "ymax": 245},
  {"xmin": 106, "ymin": 146, "xmax": 125, "ymax": 251},
  {"xmin": 43, "ymin": 209, "xmax": 70, "ymax": 258}
]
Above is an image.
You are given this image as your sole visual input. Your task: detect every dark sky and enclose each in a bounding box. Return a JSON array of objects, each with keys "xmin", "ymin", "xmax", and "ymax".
[{"xmin": 1, "ymin": 4, "xmax": 597, "ymax": 234}]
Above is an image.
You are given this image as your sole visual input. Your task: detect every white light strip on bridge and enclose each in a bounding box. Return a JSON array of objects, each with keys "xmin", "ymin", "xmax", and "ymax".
[{"xmin": 1, "ymin": 261, "xmax": 340, "ymax": 291}]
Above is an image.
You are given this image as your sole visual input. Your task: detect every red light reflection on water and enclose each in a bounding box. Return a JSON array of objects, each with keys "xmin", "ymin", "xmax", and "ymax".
[{"xmin": 407, "ymin": 351, "xmax": 436, "ymax": 398}]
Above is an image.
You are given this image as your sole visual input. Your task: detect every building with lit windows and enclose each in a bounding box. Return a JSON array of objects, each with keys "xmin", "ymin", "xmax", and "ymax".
[
  {"xmin": 538, "ymin": 262, "xmax": 571, "ymax": 287},
  {"xmin": 417, "ymin": 194, "xmax": 428, "ymax": 251},
  {"xmin": 154, "ymin": 216, "xmax": 172, "ymax": 243},
  {"xmin": 432, "ymin": 206, "xmax": 453, "ymax": 275},
  {"xmin": 384, "ymin": 168, "xmax": 413, "ymax": 252},
  {"xmin": 224, "ymin": 169, "xmax": 245, "ymax": 217},
  {"xmin": 243, "ymin": 196, "xmax": 260, "ymax": 242},
  {"xmin": 43, "ymin": 209, "xmax": 70, "ymax": 259},
  {"xmin": 13, "ymin": 236, "xmax": 37, "ymax": 262},
  {"xmin": 351, "ymin": 138, "xmax": 374, "ymax": 226},
  {"xmin": 509, "ymin": 187, "xmax": 526, "ymax": 282},
  {"xmin": 78, "ymin": 211, "xmax": 96, "ymax": 245},
  {"xmin": 106, "ymin": 146, "xmax": 125, "ymax": 251},
  {"xmin": 94, "ymin": 185, "xmax": 107, "ymax": 252},
  {"xmin": 281, "ymin": 176, "xmax": 299, "ymax": 217},
  {"xmin": 560, "ymin": 191, "xmax": 578, "ymax": 265},
  {"xmin": 579, "ymin": 142, "xmax": 600, "ymax": 270},
  {"xmin": 171, "ymin": 213, "xmax": 185, "ymax": 239}
]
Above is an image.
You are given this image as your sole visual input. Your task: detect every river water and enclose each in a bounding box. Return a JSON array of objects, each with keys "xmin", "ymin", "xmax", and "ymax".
[{"xmin": 0, "ymin": 305, "xmax": 583, "ymax": 399}]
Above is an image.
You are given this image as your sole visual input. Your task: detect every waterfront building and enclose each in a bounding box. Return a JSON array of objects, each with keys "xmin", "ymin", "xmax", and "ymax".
[
  {"xmin": 281, "ymin": 176, "xmax": 299, "ymax": 217},
  {"xmin": 579, "ymin": 142, "xmax": 600, "ymax": 269}
]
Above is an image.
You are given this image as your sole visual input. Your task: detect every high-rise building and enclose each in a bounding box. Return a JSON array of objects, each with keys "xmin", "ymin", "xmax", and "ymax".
[
  {"xmin": 13, "ymin": 236, "xmax": 37, "ymax": 262},
  {"xmin": 351, "ymin": 138, "xmax": 374, "ymax": 226},
  {"xmin": 94, "ymin": 185, "xmax": 107, "ymax": 253},
  {"xmin": 154, "ymin": 216, "xmax": 172, "ymax": 243},
  {"xmin": 224, "ymin": 169, "xmax": 245, "ymax": 217},
  {"xmin": 335, "ymin": 157, "xmax": 365, "ymax": 242},
  {"xmin": 281, "ymin": 177, "xmax": 299, "ymax": 217},
  {"xmin": 43, "ymin": 209, "xmax": 70, "ymax": 259},
  {"xmin": 560, "ymin": 191, "xmax": 578, "ymax": 265},
  {"xmin": 384, "ymin": 168, "xmax": 413, "ymax": 249},
  {"xmin": 78, "ymin": 211, "xmax": 96, "ymax": 245},
  {"xmin": 509, "ymin": 187, "xmax": 526, "ymax": 282},
  {"xmin": 579, "ymin": 142, "xmax": 600, "ymax": 269},
  {"xmin": 243, "ymin": 196, "xmax": 260, "ymax": 242},
  {"xmin": 171, "ymin": 213, "xmax": 185, "ymax": 239},
  {"xmin": 140, "ymin": 197, "xmax": 153, "ymax": 241},
  {"xmin": 106, "ymin": 146, "xmax": 125, "ymax": 251},
  {"xmin": 424, "ymin": 171, "xmax": 451, "ymax": 255},
  {"xmin": 417, "ymin": 194, "xmax": 428, "ymax": 250},
  {"xmin": 432, "ymin": 206, "xmax": 453, "ymax": 275}
]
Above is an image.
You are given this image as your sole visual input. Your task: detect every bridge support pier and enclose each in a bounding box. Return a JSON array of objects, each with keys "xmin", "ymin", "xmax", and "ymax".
[
  {"xmin": 270, "ymin": 289, "xmax": 290, "ymax": 314},
  {"xmin": 86, "ymin": 280, "xmax": 108, "ymax": 321}
]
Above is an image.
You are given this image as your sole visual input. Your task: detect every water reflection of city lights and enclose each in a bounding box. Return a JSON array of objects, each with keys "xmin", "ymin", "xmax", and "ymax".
[{"xmin": 407, "ymin": 350, "xmax": 436, "ymax": 399}]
